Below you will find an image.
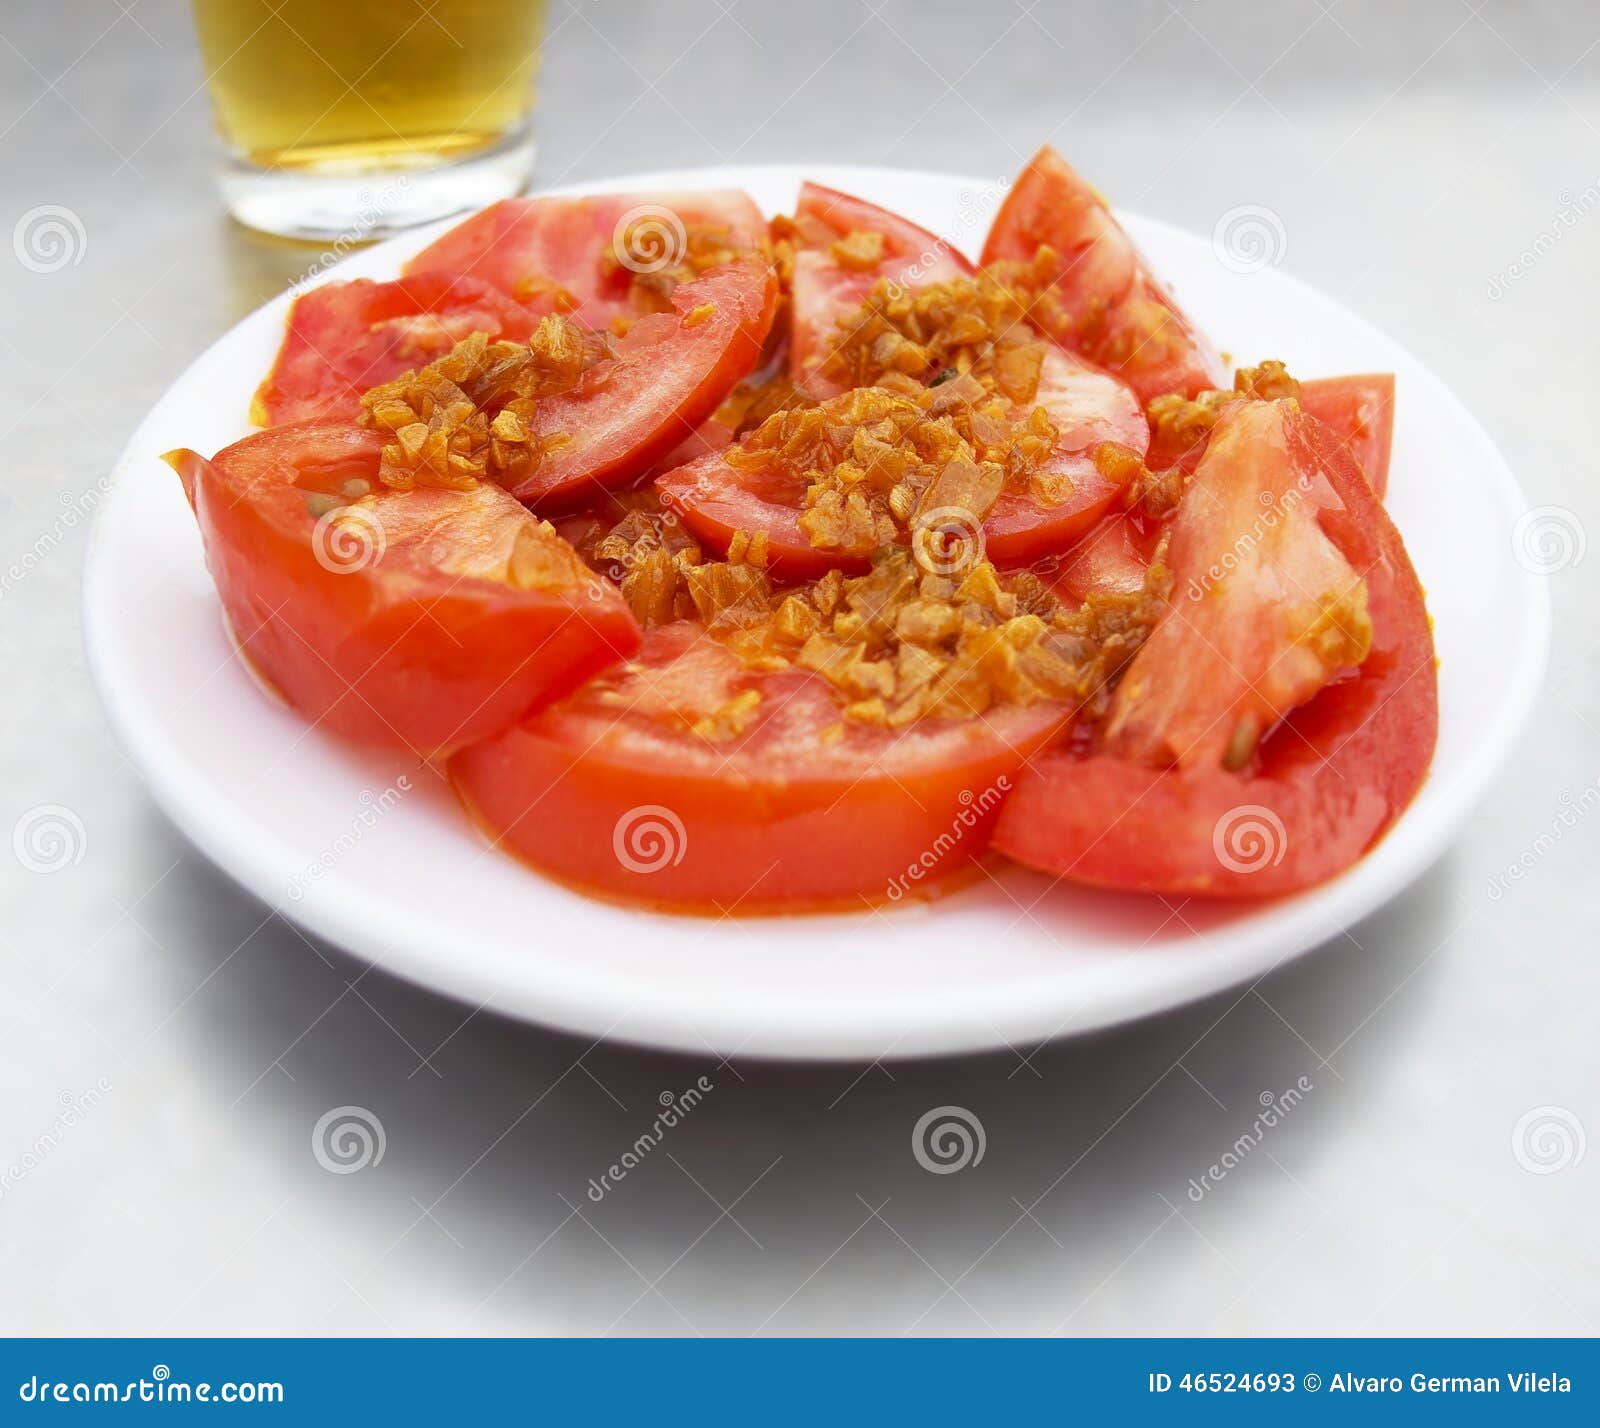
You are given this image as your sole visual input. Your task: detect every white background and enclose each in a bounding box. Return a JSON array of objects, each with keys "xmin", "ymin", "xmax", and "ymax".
[{"xmin": 1, "ymin": 0, "xmax": 1596, "ymax": 1334}]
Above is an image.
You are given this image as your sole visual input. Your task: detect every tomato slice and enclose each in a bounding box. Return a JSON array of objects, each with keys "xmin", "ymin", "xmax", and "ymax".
[
  {"xmin": 1148, "ymin": 372, "xmax": 1396, "ymax": 500},
  {"xmin": 981, "ymin": 146, "xmax": 1225, "ymax": 404},
  {"xmin": 449, "ymin": 620, "xmax": 1073, "ymax": 911},
  {"xmin": 404, "ymin": 190, "xmax": 765, "ymax": 331},
  {"xmin": 992, "ymin": 400, "xmax": 1436, "ymax": 897},
  {"xmin": 656, "ymin": 345, "xmax": 1147, "ymax": 580},
  {"xmin": 788, "ymin": 182, "xmax": 975, "ymax": 397},
  {"xmin": 253, "ymin": 272, "xmax": 549, "ymax": 427},
  {"xmin": 796, "ymin": 182, "xmax": 975, "ymax": 278},
  {"xmin": 1048, "ymin": 515, "xmax": 1155, "ymax": 604},
  {"xmin": 1105, "ymin": 403, "xmax": 1375, "ymax": 770},
  {"xmin": 166, "ymin": 422, "xmax": 640, "ymax": 758},
  {"xmin": 510, "ymin": 259, "xmax": 778, "ymax": 507},
  {"xmin": 1300, "ymin": 373, "xmax": 1395, "ymax": 499}
]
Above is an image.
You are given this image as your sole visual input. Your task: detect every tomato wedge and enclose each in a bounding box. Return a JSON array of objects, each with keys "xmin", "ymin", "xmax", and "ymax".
[
  {"xmin": 167, "ymin": 422, "xmax": 640, "ymax": 757},
  {"xmin": 981, "ymin": 146, "xmax": 1225, "ymax": 404},
  {"xmin": 656, "ymin": 344, "xmax": 1147, "ymax": 581},
  {"xmin": 788, "ymin": 181, "xmax": 975, "ymax": 397},
  {"xmin": 252, "ymin": 272, "xmax": 549, "ymax": 428},
  {"xmin": 450, "ymin": 620, "xmax": 1072, "ymax": 912},
  {"xmin": 1049, "ymin": 515, "xmax": 1155, "ymax": 604},
  {"xmin": 796, "ymin": 182, "xmax": 974, "ymax": 278},
  {"xmin": 992, "ymin": 400, "xmax": 1436, "ymax": 897},
  {"xmin": 405, "ymin": 190, "xmax": 765, "ymax": 332},
  {"xmin": 1300, "ymin": 373, "xmax": 1395, "ymax": 499},
  {"xmin": 1147, "ymin": 371, "xmax": 1396, "ymax": 500},
  {"xmin": 508, "ymin": 259, "xmax": 778, "ymax": 507}
]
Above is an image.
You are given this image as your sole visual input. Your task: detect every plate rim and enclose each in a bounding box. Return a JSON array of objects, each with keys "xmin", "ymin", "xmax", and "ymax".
[{"xmin": 83, "ymin": 162, "xmax": 1551, "ymax": 1060}]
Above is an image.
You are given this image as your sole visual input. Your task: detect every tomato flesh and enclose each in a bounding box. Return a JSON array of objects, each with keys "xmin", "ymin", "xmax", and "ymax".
[
  {"xmin": 981, "ymin": 146, "xmax": 1225, "ymax": 404},
  {"xmin": 656, "ymin": 344, "xmax": 1146, "ymax": 580},
  {"xmin": 253, "ymin": 272, "xmax": 547, "ymax": 427},
  {"xmin": 405, "ymin": 190, "xmax": 765, "ymax": 332},
  {"xmin": 167, "ymin": 422, "xmax": 640, "ymax": 757},
  {"xmin": 450, "ymin": 620, "xmax": 1073, "ymax": 912},
  {"xmin": 1300, "ymin": 373, "xmax": 1395, "ymax": 498},
  {"xmin": 1148, "ymin": 372, "xmax": 1396, "ymax": 501},
  {"xmin": 510, "ymin": 259, "xmax": 778, "ymax": 508},
  {"xmin": 788, "ymin": 181, "xmax": 975, "ymax": 397},
  {"xmin": 1105, "ymin": 401, "xmax": 1369, "ymax": 770},
  {"xmin": 1048, "ymin": 515, "xmax": 1156, "ymax": 604},
  {"xmin": 992, "ymin": 401, "xmax": 1435, "ymax": 897}
]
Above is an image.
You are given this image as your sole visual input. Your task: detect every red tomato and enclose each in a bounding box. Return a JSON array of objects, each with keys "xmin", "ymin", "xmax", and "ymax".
[
  {"xmin": 788, "ymin": 182, "xmax": 975, "ymax": 396},
  {"xmin": 511, "ymin": 259, "xmax": 778, "ymax": 507},
  {"xmin": 981, "ymin": 146, "xmax": 1225, "ymax": 404},
  {"xmin": 166, "ymin": 422, "xmax": 640, "ymax": 758},
  {"xmin": 645, "ymin": 412, "xmax": 737, "ymax": 478},
  {"xmin": 656, "ymin": 345, "xmax": 1147, "ymax": 581},
  {"xmin": 253, "ymin": 272, "xmax": 548, "ymax": 427},
  {"xmin": 1300, "ymin": 373, "xmax": 1395, "ymax": 499},
  {"xmin": 992, "ymin": 400, "xmax": 1436, "ymax": 897},
  {"xmin": 797, "ymin": 182, "xmax": 975, "ymax": 278},
  {"xmin": 450, "ymin": 620, "xmax": 1073, "ymax": 912},
  {"xmin": 1048, "ymin": 515, "xmax": 1154, "ymax": 604},
  {"xmin": 1147, "ymin": 373, "xmax": 1396, "ymax": 501},
  {"xmin": 404, "ymin": 190, "xmax": 765, "ymax": 331}
]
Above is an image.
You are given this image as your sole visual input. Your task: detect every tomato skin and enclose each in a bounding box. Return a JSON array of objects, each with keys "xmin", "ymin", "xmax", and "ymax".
[
  {"xmin": 656, "ymin": 346, "xmax": 1145, "ymax": 580},
  {"xmin": 450, "ymin": 622, "xmax": 1073, "ymax": 912},
  {"xmin": 253, "ymin": 272, "xmax": 548, "ymax": 427},
  {"xmin": 1048, "ymin": 515, "xmax": 1155, "ymax": 603},
  {"xmin": 992, "ymin": 403, "xmax": 1436, "ymax": 897},
  {"xmin": 510, "ymin": 259, "xmax": 779, "ymax": 508},
  {"xmin": 981, "ymin": 146, "xmax": 1225, "ymax": 404},
  {"xmin": 789, "ymin": 182, "xmax": 976, "ymax": 397},
  {"xmin": 796, "ymin": 182, "xmax": 974, "ymax": 279},
  {"xmin": 1148, "ymin": 374, "xmax": 1397, "ymax": 499},
  {"xmin": 1300, "ymin": 373, "xmax": 1395, "ymax": 498},
  {"xmin": 404, "ymin": 190, "xmax": 765, "ymax": 331},
  {"xmin": 168, "ymin": 422, "xmax": 640, "ymax": 758}
]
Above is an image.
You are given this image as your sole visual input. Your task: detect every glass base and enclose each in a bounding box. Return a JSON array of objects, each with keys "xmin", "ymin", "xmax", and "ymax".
[{"xmin": 218, "ymin": 129, "xmax": 536, "ymax": 243}]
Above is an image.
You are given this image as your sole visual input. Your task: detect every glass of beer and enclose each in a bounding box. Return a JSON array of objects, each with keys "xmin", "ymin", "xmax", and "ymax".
[{"xmin": 190, "ymin": 0, "xmax": 548, "ymax": 241}]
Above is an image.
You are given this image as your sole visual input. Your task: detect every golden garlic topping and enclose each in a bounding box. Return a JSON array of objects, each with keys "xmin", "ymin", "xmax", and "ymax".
[{"xmin": 358, "ymin": 317, "xmax": 607, "ymax": 490}]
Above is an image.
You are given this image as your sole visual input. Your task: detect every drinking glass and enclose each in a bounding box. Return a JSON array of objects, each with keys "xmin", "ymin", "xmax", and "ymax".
[{"xmin": 190, "ymin": 0, "xmax": 548, "ymax": 241}]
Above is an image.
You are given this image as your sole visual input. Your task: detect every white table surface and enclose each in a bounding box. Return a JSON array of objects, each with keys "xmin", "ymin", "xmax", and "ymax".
[{"xmin": 1, "ymin": 0, "xmax": 1596, "ymax": 1335}]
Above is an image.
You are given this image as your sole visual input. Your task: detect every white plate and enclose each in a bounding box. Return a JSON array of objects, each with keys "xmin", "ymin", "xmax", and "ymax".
[{"xmin": 84, "ymin": 164, "xmax": 1547, "ymax": 1060}]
